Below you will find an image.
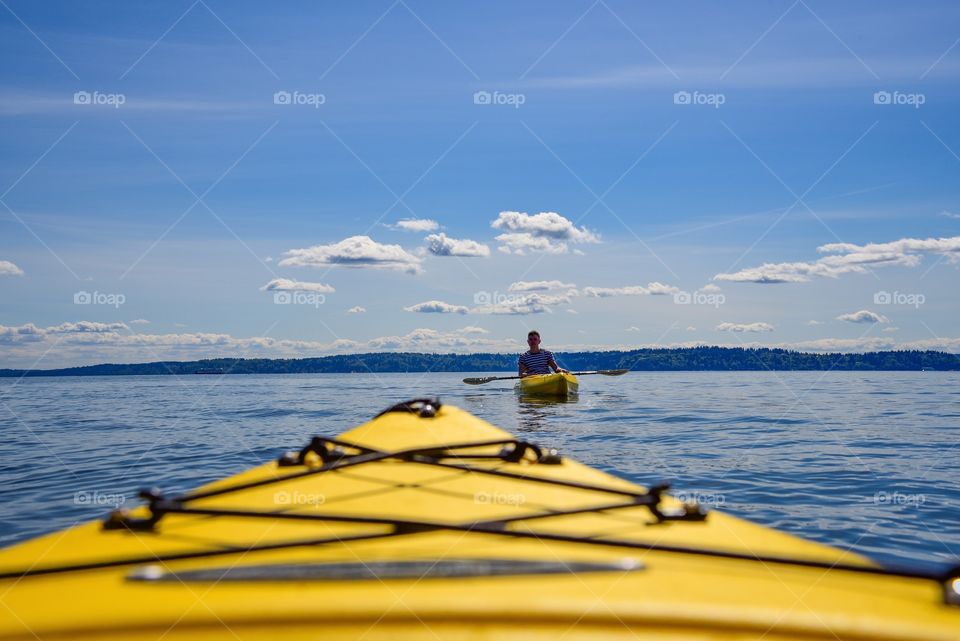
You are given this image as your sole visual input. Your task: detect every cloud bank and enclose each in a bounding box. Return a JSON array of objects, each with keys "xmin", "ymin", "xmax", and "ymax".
[
  {"xmin": 582, "ymin": 282, "xmax": 680, "ymax": 297},
  {"xmin": 716, "ymin": 322, "xmax": 774, "ymax": 333},
  {"xmin": 714, "ymin": 235, "xmax": 960, "ymax": 283}
]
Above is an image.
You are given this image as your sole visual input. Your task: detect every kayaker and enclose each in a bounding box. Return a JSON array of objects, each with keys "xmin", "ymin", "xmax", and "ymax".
[{"xmin": 518, "ymin": 330, "xmax": 568, "ymax": 377}]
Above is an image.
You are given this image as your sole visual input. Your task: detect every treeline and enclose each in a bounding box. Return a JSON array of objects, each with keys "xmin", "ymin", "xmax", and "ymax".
[{"xmin": 0, "ymin": 347, "xmax": 956, "ymax": 377}]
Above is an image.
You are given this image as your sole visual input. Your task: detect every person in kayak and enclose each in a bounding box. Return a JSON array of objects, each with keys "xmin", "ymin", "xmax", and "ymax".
[{"xmin": 518, "ymin": 330, "xmax": 569, "ymax": 377}]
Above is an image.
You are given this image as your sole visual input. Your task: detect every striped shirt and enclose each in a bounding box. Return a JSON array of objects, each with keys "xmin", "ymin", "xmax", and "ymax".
[{"xmin": 519, "ymin": 349, "xmax": 554, "ymax": 374}]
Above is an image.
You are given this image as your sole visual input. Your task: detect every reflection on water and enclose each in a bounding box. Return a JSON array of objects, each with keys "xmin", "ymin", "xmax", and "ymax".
[{"xmin": 515, "ymin": 393, "xmax": 578, "ymax": 435}]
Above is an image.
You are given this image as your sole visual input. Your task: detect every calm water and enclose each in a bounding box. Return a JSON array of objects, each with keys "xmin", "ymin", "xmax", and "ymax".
[{"xmin": 1, "ymin": 372, "xmax": 958, "ymax": 572}]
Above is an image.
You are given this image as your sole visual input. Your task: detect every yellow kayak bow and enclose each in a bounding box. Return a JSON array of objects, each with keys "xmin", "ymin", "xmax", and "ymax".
[{"xmin": 0, "ymin": 398, "xmax": 957, "ymax": 640}]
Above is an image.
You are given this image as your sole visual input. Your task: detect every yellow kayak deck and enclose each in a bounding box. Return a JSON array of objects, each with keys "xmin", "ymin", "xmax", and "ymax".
[
  {"xmin": 0, "ymin": 399, "xmax": 957, "ymax": 640},
  {"xmin": 517, "ymin": 372, "xmax": 579, "ymax": 397}
]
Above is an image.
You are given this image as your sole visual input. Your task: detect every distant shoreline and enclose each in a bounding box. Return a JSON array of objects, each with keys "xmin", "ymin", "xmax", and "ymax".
[{"xmin": 1, "ymin": 347, "xmax": 957, "ymax": 377}]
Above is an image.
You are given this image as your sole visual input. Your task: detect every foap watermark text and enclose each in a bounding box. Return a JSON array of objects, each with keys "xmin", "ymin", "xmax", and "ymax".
[
  {"xmin": 74, "ymin": 91, "xmax": 126, "ymax": 108},
  {"xmin": 874, "ymin": 491, "xmax": 926, "ymax": 507},
  {"xmin": 473, "ymin": 90, "xmax": 525, "ymax": 108},
  {"xmin": 873, "ymin": 91, "xmax": 925, "ymax": 108},
  {"xmin": 74, "ymin": 291, "xmax": 125, "ymax": 308},
  {"xmin": 673, "ymin": 290, "xmax": 725, "ymax": 308},
  {"xmin": 673, "ymin": 90, "xmax": 725, "ymax": 108},
  {"xmin": 274, "ymin": 91, "xmax": 326, "ymax": 108},
  {"xmin": 273, "ymin": 291, "xmax": 325, "ymax": 308},
  {"xmin": 473, "ymin": 290, "xmax": 526, "ymax": 306},
  {"xmin": 874, "ymin": 290, "xmax": 925, "ymax": 309},
  {"xmin": 74, "ymin": 490, "xmax": 127, "ymax": 507}
]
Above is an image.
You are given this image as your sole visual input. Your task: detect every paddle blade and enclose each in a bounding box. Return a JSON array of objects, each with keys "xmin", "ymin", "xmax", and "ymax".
[
  {"xmin": 599, "ymin": 369, "xmax": 629, "ymax": 376},
  {"xmin": 463, "ymin": 377, "xmax": 493, "ymax": 385}
]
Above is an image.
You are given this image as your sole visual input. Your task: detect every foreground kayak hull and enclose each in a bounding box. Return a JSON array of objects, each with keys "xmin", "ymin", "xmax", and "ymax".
[
  {"xmin": 516, "ymin": 372, "xmax": 579, "ymax": 397},
  {"xmin": 0, "ymin": 400, "xmax": 957, "ymax": 640}
]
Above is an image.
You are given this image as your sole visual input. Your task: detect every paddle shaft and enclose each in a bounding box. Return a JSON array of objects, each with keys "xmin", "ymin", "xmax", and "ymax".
[{"xmin": 463, "ymin": 369, "xmax": 628, "ymax": 385}]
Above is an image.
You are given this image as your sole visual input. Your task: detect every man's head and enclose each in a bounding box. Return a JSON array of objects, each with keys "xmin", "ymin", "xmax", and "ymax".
[{"xmin": 527, "ymin": 330, "xmax": 540, "ymax": 346}]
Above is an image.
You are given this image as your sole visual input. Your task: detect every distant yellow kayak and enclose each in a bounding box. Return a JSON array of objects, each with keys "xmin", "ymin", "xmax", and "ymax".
[
  {"xmin": 0, "ymin": 398, "xmax": 957, "ymax": 640},
  {"xmin": 516, "ymin": 371, "xmax": 579, "ymax": 397}
]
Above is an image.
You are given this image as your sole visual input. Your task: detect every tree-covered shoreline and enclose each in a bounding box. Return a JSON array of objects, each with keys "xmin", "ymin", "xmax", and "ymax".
[{"xmin": 1, "ymin": 347, "xmax": 956, "ymax": 377}]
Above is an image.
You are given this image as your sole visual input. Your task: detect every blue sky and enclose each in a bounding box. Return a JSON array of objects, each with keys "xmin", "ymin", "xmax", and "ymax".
[{"xmin": 1, "ymin": 0, "xmax": 959, "ymax": 367}]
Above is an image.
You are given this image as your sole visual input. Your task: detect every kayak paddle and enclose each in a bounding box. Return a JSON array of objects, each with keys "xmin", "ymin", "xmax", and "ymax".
[{"xmin": 463, "ymin": 369, "xmax": 629, "ymax": 385}]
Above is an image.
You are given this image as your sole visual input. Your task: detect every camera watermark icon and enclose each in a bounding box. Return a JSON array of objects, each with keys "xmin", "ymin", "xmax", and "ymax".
[
  {"xmin": 74, "ymin": 490, "xmax": 126, "ymax": 507},
  {"xmin": 73, "ymin": 290, "xmax": 126, "ymax": 308},
  {"xmin": 872, "ymin": 91, "xmax": 925, "ymax": 108},
  {"xmin": 273, "ymin": 90, "xmax": 326, "ymax": 108},
  {"xmin": 274, "ymin": 491, "xmax": 325, "ymax": 507},
  {"xmin": 273, "ymin": 291, "xmax": 325, "ymax": 308},
  {"xmin": 472, "ymin": 90, "xmax": 526, "ymax": 109},
  {"xmin": 474, "ymin": 491, "xmax": 526, "ymax": 506},
  {"xmin": 673, "ymin": 290, "xmax": 725, "ymax": 308},
  {"xmin": 874, "ymin": 490, "xmax": 925, "ymax": 507},
  {"xmin": 874, "ymin": 290, "xmax": 925, "ymax": 309},
  {"xmin": 673, "ymin": 490, "xmax": 726, "ymax": 507},
  {"xmin": 73, "ymin": 91, "xmax": 126, "ymax": 108},
  {"xmin": 673, "ymin": 90, "xmax": 725, "ymax": 108},
  {"xmin": 473, "ymin": 290, "xmax": 526, "ymax": 306}
]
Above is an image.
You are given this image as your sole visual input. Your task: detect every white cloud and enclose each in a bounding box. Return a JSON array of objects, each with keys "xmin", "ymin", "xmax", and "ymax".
[
  {"xmin": 347, "ymin": 306, "xmax": 366, "ymax": 314},
  {"xmin": 715, "ymin": 235, "xmax": 960, "ymax": 283},
  {"xmin": 0, "ymin": 260, "xmax": 24, "ymax": 276},
  {"xmin": 1, "ymin": 321, "xmax": 130, "ymax": 345},
  {"xmin": 716, "ymin": 322, "xmax": 774, "ymax": 333},
  {"xmin": 700, "ymin": 283, "xmax": 721, "ymax": 293},
  {"xmin": 473, "ymin": 291, "xmax": 575, "ymax": 316},
  {"xmin": 393, "ymin": 218, "xmax": 439, "ymax": 232},
  {"xmin": 424, "ymin": 233, "xmax": 490, "ymax": 257},
  {"xmin": 492, "ymin": 211, "xmax": 599, "ymax": 254},
  {"xmin": 459, "ymin": 326, "xmax": 489, "ymax": 334},
  {"xmin": 897, "ymin": 337, "xmax": 960, "ymax": 351},
  {"xmin": 365, "ymin": 327, "xmax": 516, "ymax": 351},
  {"xmin": 494, "ymin": 233, "xmax": 568, "ymax": 255},
  {"xmin": 582, "ymin": 282, "xmax": 680, "ymax": 297},
  {"xmin": 566, "ymin": 309, "xmax": 578, "ymax": 314},
  {"xmin": 940, "ymin": 211, "xmax": 960, "ymax": 220},
  {"xmin": 471, "ymin": 302, "xmax": 547, "ymax": 315},
  {"xmin": 403, "ymin": 300, "xmax": 469, "ymax": 314},
  {"xmin": 686, "ymin": 326, "xmax": 697, "ymax": 331},
  {"xmin": 882, "ymin": 326, "xmax": 899, "ymax": 333},
  {"xmin": 0, "ymin": 323, "xmax": 45, "ymax": 343},
  {"xmin": 47, "ymin": 321, "xmax": 129, "ymax": 334},
  {"xmin": 836, "ymin": 310, "xmax": 889, "ymax": 324},
  {"xmin": 280, "ymin": 236, "xmax": 423, "ymax": 274},
  {"xmin": 260, "ymin": 278, "xmax": 335, "ymax": 293},
  {"xmin": 625, "ymin": 326, "xmax": 641, "ymax": 332},
  {"xmin": 401, "ymin": 290, "xmax": 576, "ymax": 317},
  {"xmin": 508, "ymin": 280, "xmax": 576, "ymax": 292},
  {"xmin": 806, "ymin": 320, "xmax": 822, "ymax": 326},
  {"xmin": 129, "ymin": 319, "xmax": 150, "ymax": 325}
]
